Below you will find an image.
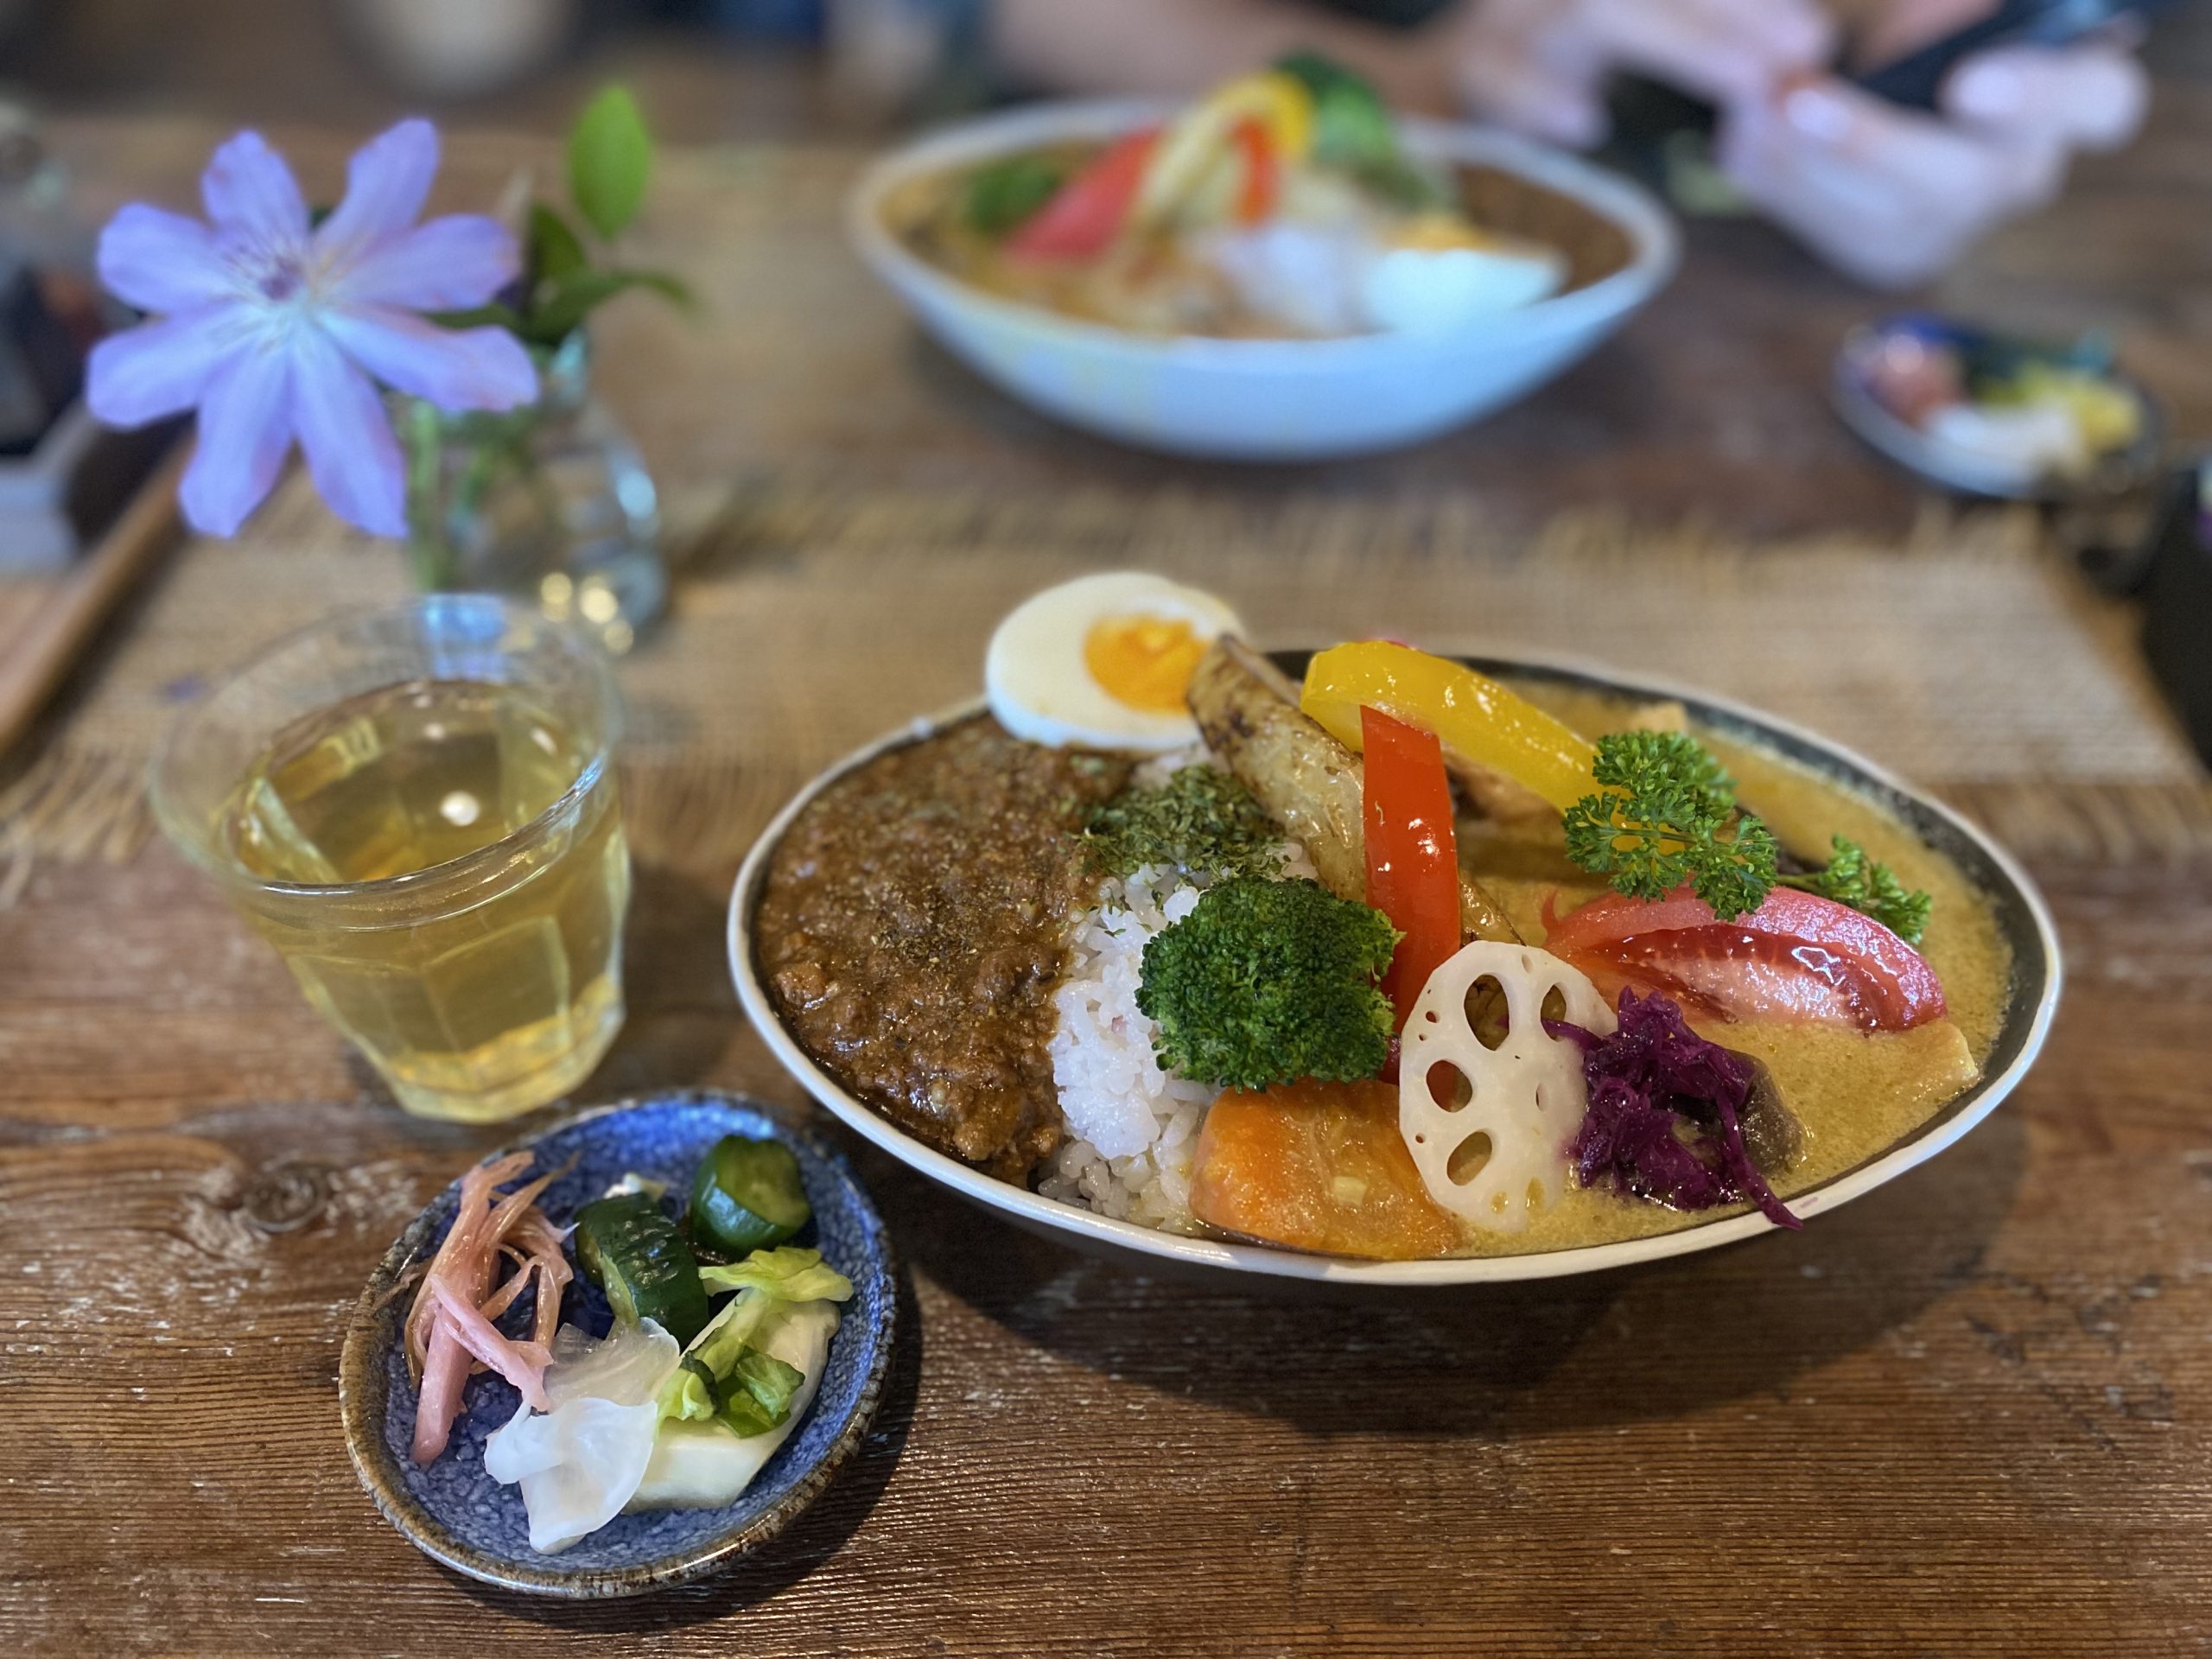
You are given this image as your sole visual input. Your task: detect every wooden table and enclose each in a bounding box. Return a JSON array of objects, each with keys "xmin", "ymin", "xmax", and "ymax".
[{"xmin": 5, "ymin": 54, "xmax": 2212, "ymax": 1655}]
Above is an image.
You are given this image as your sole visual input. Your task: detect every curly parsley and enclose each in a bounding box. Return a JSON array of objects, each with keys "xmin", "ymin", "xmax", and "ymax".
[
  {"xmin": 1562, "ymin": 732, "xmax": 1931, "ymax": 940},
  {"xmin": 1779, "ymin": 835, "xmax": 1932, "ymax": 944},
  {"xmin": 1562, "ymin": 732, "xmax": 1779, "ymax": 920}
]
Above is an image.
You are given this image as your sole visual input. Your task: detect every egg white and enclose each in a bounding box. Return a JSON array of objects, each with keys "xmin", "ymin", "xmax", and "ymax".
[
  {"xmin": 1362, "ymin": 244, "xmax": 1565, "ymax": 334},
  {"xmin": 985, "ymin": 572, "xmax": 1243, "ymax": 753}
]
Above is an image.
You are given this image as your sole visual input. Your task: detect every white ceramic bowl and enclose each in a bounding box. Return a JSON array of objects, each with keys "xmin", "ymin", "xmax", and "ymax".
[
  {"xmin": 848, "ymin": 101, "xmax": 1680, "ymax": 460},
  {"xmin": 728, "ymin": 652, "xmax": 2062, "ymax": 1287}
]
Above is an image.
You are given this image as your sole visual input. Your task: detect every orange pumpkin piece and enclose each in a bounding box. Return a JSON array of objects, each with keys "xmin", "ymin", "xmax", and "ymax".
[{"xmin": 1188, "ymin": 1078, "xmax": 1462, "ymax": 1261}]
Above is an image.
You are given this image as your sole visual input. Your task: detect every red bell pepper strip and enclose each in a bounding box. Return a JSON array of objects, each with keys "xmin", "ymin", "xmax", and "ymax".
[
  {"xmin": 1361, "ymin": 706, "xmax": 1462, "ymax": 1027},
  {"xmin": 1230, "ymin": 115, "xmax": 1278, "ymax": 224},
  {"xmin": 1007, "ymin": 127, "xmax": 1159, "ymax": 261}
]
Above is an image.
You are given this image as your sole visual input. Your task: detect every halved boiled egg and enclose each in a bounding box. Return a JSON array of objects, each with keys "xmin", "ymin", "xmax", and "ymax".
[
  {"xmin": 1362, "ymin": 215, "xmax": 1565, "ymax": 334},
  {"xmin": 986, "ymin": 572, "xmax": 1243, "ymax": 753}
]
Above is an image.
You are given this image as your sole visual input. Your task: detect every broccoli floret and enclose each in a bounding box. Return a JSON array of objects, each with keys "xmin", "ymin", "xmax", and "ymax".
[{"xmin": 1135, "ymin": 877, "xmax": 1400, "ymax": 1092}]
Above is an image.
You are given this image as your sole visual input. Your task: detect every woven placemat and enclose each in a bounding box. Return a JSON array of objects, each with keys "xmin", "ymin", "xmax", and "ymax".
[
  {"xmin": 3, "ymin": 470, "xmax": 2198, "ymax": 888},
  {"xmin": 6, "ymin": 128, "xmax": 2198, "ymax": 887}
]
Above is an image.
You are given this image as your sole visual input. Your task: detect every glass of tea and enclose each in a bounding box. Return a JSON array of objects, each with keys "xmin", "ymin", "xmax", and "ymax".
[{"xmin": 150, "ymin": 595, "xmax": 632, "ymax": 1122}]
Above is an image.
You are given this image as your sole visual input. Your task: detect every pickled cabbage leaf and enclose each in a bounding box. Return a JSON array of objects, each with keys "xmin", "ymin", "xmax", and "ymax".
[
  {"xmin": 628, "ymin": 1300, "xmax": 840, "ymax": 1511},
  {"xmin": 482, "ymin": 1318, "xmax": 680, "ymax": 1554},
  {"xmin": 696, "ymin": 1246, "xmax": 853, "ymax": 1303},
  {"xmin": 658, "ymin": 1247, "xmax": 852, "ymax": 1432},
  {"xmin": 1551, "ymin": 990, "xmax": 1801, "ymax": 1230}
]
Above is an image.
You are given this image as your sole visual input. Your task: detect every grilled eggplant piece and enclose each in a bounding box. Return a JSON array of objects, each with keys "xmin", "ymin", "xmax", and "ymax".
[
  {"xmin": 1187, "ymin": 637, "xmax": 1520, "ymax": 944},
  {"xmin": 1732, "ymin": 1050, "xmax": 1806, "ymax": 1176}
]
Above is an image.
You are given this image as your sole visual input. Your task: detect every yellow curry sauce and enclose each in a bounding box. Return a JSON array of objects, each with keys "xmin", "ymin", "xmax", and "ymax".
[
  {"xmin": 885, "ymin": 155, "xmax": 1635, "ymax": 340},
  {"xmin": 1432, "ymin": 681, "xmax": 2012, "ymax": 1258},
  {"xmin": 758, "ymin": 688, "xmax": 2013, "ymax": 1259}
]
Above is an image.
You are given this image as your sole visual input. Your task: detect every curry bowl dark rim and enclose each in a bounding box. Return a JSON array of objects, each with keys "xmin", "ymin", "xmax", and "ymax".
[
  {"xmin": 337, "ymin": 1092, "xmax": 897, "ymax": 1598},
  {"xmin": 727, "ymin": 649, "xmax": 2062, "ymax": 1287}
]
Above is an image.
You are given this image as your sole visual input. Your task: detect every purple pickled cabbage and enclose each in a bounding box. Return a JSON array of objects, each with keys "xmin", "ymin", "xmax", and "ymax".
[{"xmin": 1548, "ymin": 990, "xmax": 1802, "ymax": 1230}]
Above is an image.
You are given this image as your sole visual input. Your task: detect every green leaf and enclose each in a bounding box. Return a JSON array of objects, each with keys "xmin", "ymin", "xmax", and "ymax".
[
  {"xmin": 569, "ymin": 84, "xmax": 654, "ymax": 240},
  {"xmin": 963, "ymin": 154, "xmax": 1068, "ymax": 235},
  {"xmin": 524, "ymin": 267, "xmax": 691, "ymax": 344},
  {"xmin": 528, "ymin": 202, "xmax": 588, "ymax": 284},
  {"xmin": 661, "ymin": 1355, "xmax": 721, "ymax": 1423},
  {"xmin": 428, "ymin": 302, "xmax": 530, "ymax": 334},
  {"xmin": 1562, "ymin": 731, "xmax": 1777, "ymax": 921}
]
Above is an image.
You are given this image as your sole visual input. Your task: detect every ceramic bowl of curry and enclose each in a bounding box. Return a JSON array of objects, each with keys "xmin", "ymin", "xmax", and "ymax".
[
  {"xmin": 727, "ymin": 650, "xmax": 2061, "ymax": 1287},
  {"xmin": 851, "ymin": 100, "xmax": 1679, "ymax": 460}
]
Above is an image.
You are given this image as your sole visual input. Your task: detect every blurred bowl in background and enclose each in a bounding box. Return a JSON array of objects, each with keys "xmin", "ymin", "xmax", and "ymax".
[
  {"xmin": 1832, "ymin": 314, "xmax": 2166, "ymax": 503},
  {"xmin": 849, "ymin": 99, "xmax": 1679, "ymax": 461}
]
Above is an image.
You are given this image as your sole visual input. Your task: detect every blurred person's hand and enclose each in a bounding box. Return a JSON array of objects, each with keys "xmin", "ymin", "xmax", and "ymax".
[
  {"xmin": 1452, "ymin": 0, "xmax": 1839, "ymax": 148},
  {"xmin": 1717, "ymin": 0, "xmax": 2148, "ymax": 287},
  {"xmin": 1456, "ymin": 0, "xmax": 2150, "ymax": 288}
]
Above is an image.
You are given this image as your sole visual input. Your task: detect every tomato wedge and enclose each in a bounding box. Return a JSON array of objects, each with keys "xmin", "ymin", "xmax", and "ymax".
[
  {"xmin": 1007, "ymin": 127, "xmax": 1159, "ymax": 260},
  {"xmin": 1543, "ymin": 887, "xmax": 1948, "ymax": 1032},
  {"xmin": 1360, "ymin": 706, "xmax": 1459, "ymax": 1027}
]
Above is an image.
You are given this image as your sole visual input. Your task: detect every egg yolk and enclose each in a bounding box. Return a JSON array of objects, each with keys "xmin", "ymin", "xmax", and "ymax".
[{"xmin": 1084, "ymin": 613, "xmax": 1208, "ymax": 715}]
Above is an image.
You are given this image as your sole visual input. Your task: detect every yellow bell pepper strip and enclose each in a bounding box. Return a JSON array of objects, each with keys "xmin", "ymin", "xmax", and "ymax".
[
  {"xmin": 1133, "ymin": 70, "xmax": 1313, "ymax": 231},
  {"xmin": 1301, "ymin": 643, "xmax": 1599, "ymax": 812}
]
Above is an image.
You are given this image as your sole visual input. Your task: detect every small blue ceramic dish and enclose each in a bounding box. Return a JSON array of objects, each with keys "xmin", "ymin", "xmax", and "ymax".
[
  {"xmin": 338, "ymin": 1093, "xmax": 896, "ymax": 1598},
  {"xmin": 1832, "ymin": 313, "xmax": 2163, "ymax": 502}
]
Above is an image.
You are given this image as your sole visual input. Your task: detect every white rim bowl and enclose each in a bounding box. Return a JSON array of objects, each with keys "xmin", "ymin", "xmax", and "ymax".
[
  {"xmin": 845, "ymin": 101, "xmax": 1681, "ymax": 457},
  {"xmin": 728, "ymin": 652, "xmax": 2062, "ymax": 1287}
]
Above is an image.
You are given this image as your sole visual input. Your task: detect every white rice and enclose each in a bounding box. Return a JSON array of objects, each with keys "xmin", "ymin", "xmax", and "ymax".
[{"xmin": 1039, "ymin": 775, "xmax": 1318, "ymax": 1232}]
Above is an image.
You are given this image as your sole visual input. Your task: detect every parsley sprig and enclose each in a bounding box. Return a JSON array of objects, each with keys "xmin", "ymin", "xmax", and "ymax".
[
  {"xmin": 1563, "ymin": 733, "xmax": 1778, "ymax": 919},
  {"xmin": 1779, "ymin": 835, "xmax": 1932, "ymax": 944},
  {"xmin": 1562, "ymin": 732, "xmax": 1932, "ymax": 943}
]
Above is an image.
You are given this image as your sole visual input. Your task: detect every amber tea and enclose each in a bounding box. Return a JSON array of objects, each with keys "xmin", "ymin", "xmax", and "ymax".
[
  {"xmin": 212, "ymin": 677, "xmax": 629, "ymax": 1121},
  {"xmin": 152, "ymin": 599, "xmax": 631, "ymax": 1125}
]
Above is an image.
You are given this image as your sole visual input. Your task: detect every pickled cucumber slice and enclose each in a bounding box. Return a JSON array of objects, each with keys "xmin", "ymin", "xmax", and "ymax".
[
  {"xmin": 685, "ymin": 1136, "xmax": 810, "ymax": 1256},
  {"xmin": 572, "ymin": 1194, "xmax": 710, "ymax": 1344}
]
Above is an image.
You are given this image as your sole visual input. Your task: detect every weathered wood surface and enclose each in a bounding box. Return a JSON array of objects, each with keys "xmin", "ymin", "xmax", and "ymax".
[
  {"xmin": 6, "ymin": 41, "xmax": 2212, "ymax": 1654},
  {"xmin": 3, "ymin": 836, "xmax": 2209, "ymax": 1656}
]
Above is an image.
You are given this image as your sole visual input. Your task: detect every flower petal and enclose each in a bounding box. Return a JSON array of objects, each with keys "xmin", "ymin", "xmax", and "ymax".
[
  {"xmin": 338, "ymin": 215, "xmax": 520, "ymax": 311},
  {"xmin": 86, "ymin": 306, "xmax": 238, "ymax": 427},
  {"xmin": 289, "ymin": 327, "xmax": 407, "ymax": 537},
  {"xmin": 200, "ymin": 130, "xmax": 308, "ymax": 249},
  {"xmin": 326, "ymin": 305, "xmax": 537, "ymax": 411},
  {"xmin": 314, "ymin": 118, "xmax": 439, "ymax": 271},
  {"xmin": 97, "ymin": 205, "xmax": 235, "ymax": 313},
  {"xmin": 180, "ymin": 344, "xmax": 293, "ymax": 537}
]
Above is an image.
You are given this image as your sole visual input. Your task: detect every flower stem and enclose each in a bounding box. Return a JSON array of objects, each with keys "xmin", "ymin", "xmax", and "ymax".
[{"xmin": 400, "ymin": 399, "xmax": 461, "ymax": 591}]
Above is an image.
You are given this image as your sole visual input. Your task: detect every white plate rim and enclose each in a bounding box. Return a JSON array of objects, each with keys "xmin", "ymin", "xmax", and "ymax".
[
  {"xmin": 844, "ymin": 97, "xmax": 1681, "ymax": 368},
  {"xmin": 727, "ymin": 648, "xmax": 2062, "ymax": 1287}
]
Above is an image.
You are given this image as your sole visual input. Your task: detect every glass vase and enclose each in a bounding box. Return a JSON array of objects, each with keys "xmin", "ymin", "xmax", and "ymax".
[{"xmin": 401, "ymin": 331, "xmax": 666, "ymax": 654}]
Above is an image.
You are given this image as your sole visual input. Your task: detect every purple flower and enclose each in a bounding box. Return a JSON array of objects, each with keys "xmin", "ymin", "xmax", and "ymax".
[{"xmin": 87, "ymin": 120, "xmax": 537, "ymax": 538}]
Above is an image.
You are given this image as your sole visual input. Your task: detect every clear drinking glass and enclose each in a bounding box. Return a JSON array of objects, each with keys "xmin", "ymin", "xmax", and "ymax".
[{"xmin": 150, "ymin": 595, "xmax": 632, "ymax": 1122}]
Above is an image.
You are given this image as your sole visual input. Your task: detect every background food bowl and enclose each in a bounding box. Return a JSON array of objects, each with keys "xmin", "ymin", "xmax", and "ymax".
[
  {"xmin": 849, "ymin": 101, "xmax": 1681, "ymax": 461},
  {"xmin": 728, "ymin": 652, "xmax": 2062, "ymax": 1287}
]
